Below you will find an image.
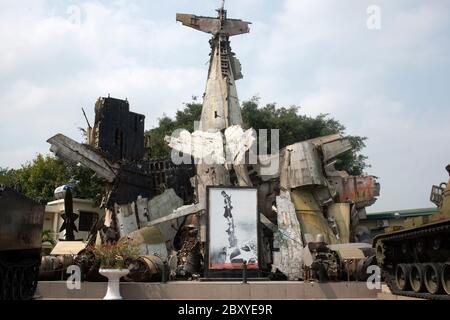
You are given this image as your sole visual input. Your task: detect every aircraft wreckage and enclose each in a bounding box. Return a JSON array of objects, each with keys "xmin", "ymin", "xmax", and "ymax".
[{"xmin": 44, "ymin": 4, "xmax": 380, "ymax": 283}]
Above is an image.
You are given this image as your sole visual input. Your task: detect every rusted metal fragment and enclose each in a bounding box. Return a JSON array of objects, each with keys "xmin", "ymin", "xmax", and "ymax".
[
  {"xmin": 272, "ymin": 191, "xmax": 304, "ymax": 280},
  {"xmin": 115, "ymin": 203, "xmax": 139, "ymax": 238},
  {"xmin": 39, "ymin": 255, "xmax": 75, "ymax": 281},
  {"xmin": 327, "ymin": 203, "xmax": 351, "ymax": 243},
  {"xmin": 126, "ymin": 255, "xmax": 166, "ymax": 282},
  {"xmin": 307, "ymin": 134, "xmax": 343, "ymax": 147},
  {"xmin": 260, "ymin": 213, "xmax": 277, "ymax": 233},
  {"xmin": 145, "ymin": 189, "xmax": 184, "ymax": 250},
  {"xmin": 47, "ymin": 134, "xmax": 118, "ymax": 182},
  {"xmin": 173, "ymin": 215, "xmax": 203, "ymax": 277},
  {"xmin": 233, "ymin": 164, "xmax": 253, "ymax": 187},
  {"xmin": 176, "ymin": 14, "xmax": 251, "ymax": 37},
  {"xmin": 121, "ymin": 227, "xmax": 168, "ymax": 259},
  {"xmin": 328, "ymin": 243, "xmax": 368, "ymax": 260},
  {"xmin": 328, "ymin": 243, "xmax": 373, "ymax": 280},
  {"xmin": 307, "ymin": 133, "xmax": 352, "ymax": 162},
  {"xmin": 230, "ymin": 56, "xmax": 243, "ymax": 80},
  {"xmin": 135, "ymin": 196, "xmax": 149, "ymax": 227},
  {"xmin": 176, "ymin": 14, "xmax": 222, "ymax": 35},
  {"xmin": 321, "ymin": 139, "xmax": 352, "ymax": 162},
  {"xmin": 89, "ymin": 97, "xmax": 145, "ymax": 162},
  {"xmin": 280, "ymin": 142, "xmax": 328, "ymax": 190},
  {"xmin": 146, "ymin": 159, "xmax": 196, "ymax": 204},
  {"xmin": 222, "ymin": 19, "xmax": 251, "ymax": 37},
  {"xmin": 255, "ymin": 154, "xmax": 280, "ymax": 181},
  {"xmin": 303, "ymin": 240, "xmax": 341, "ymax": 281},
  {"xmin": 327, "ymin": 173, "xmax": 380, "ymax": 208},
  {"xmin": 311, "ymin": 185, "xmax": 335, "ymax": 207},
  {"xmin": 147, "ymin": 203, "xmax": 205, "ymax": 227},
  {"xmin": 290, "ymin": 188, "xmax": 339, "ymax": 245}
]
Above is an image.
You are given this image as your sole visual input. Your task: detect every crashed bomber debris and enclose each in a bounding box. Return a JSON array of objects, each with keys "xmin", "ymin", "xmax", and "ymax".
[
  {"xmin": 45, "ymin": 4, "xmax": 381, "ymax": 282},
  {"xmin": 48, "ymin": 97, "xmax": 196, "ymax": 208}
]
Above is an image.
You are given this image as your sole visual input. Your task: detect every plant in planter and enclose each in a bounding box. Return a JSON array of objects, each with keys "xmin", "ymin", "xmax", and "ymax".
[{"xmin": 92, "ymin": 241, "xmax": 139, "ymax": 300}]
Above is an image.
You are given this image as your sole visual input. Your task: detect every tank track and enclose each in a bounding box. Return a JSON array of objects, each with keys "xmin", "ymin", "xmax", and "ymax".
[
  {"xmin": 0, "ymin": 258, "xmax": 41, "ymax": 300},
  {"xmin": 377, "ymin": 222, "xmax": 450, "ymax": 300},
  {"xmin": 383, "ymin": 269, "xmax": 450, "ymax": 300}
]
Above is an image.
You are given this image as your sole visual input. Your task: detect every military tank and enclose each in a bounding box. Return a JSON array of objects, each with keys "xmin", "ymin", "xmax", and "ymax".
[
  {"xmin": 0, "ymin": 186, "xmax": 45, "ymax": 300},
  {"xmin": 374, "ymin": 164, "xmax": 450, "ymax": 300}
]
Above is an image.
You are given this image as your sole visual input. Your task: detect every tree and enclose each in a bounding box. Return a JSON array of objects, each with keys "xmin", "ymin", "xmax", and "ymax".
[
  {"xmin": 0, "ymin": 154, "xmax": 104, "ymax": 205},
  {"xmin": 241, "ymin": 97, "xmax": 369, "ymax": 175},
  {"xmin": 145, "ymin": 101, "xmax": 202, "ymax": 158},
  {"xmin": 145, "ymin": 97, "xmax": 369, "ymax": 175},
  {"xmin": 0, "ymin": 167, "xmax": 17, "ymax": 187}
]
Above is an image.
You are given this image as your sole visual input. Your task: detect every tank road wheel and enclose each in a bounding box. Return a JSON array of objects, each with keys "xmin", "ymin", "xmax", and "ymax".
[
  {"xmin": 409, "ymin": 264, "xmax": 425, "ymax": 293},
  {"xmin": 395, "ymin": 264, "xmax": 411, "ymax": 291},
  {"xmin": 375, "ymin": 240, "xmax": 386, "ymax": 266},
  {"xmin": 424, "ymin": 263, "xmax": 442, "ymax": 294},
  {"xmin": 441, "ymin": 263, "xmax": 450, "ymax": 295}
]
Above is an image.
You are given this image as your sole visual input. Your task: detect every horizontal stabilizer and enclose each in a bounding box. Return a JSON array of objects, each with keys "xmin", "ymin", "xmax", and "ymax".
[
  {"xmin": 176, "ymin": 14, "xmax": 221, "ymax": 35},
  {"xmin": 176, "ymin": 13, "xmax": 251, "ymax": 36}
]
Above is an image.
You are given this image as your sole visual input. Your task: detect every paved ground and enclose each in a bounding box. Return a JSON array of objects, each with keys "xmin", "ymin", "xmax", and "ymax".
[{"xmin": 36, "ymin": 281, "xmax": 381, "ymax": 300}]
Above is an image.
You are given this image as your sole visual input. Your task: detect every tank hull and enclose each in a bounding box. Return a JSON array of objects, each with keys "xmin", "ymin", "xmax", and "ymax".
[
  {"xmin": 0, "ymin": 188, "xmax": 45, "ymax": 300},
  {"xmin": 374, "ymin": 165, "xmax": 450, "ymax": 300},
  {"xmin": 374, "ymin": 220, "xmax": 450, "ymax": 300}
]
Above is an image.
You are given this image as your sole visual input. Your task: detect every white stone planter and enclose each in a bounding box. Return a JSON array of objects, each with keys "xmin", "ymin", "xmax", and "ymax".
[{"xmin": 99, "ymin": 269, "xmax": 130, "ymax": 300}]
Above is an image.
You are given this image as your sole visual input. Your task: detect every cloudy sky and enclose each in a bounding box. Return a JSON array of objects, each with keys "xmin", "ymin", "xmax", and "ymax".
[{"xmin": 1, "ymin": 0, "xmax": 449, "ymax": 213}]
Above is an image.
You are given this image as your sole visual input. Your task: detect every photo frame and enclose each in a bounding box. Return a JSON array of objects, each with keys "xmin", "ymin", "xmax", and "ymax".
[{"xmin": 205, "ymin": 186, "xmax": 261, "ymax": 279}]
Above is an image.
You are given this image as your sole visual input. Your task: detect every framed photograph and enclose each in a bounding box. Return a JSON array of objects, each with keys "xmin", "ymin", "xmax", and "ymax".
[{"xmin": 205, "ymin": 187, "xmax": 260, "ymax": 278}]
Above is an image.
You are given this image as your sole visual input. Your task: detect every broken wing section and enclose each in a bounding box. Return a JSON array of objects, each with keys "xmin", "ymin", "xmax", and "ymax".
[
  {"xmin": 223, "ymin": 19, "xmax": 252, "ymax": 36},
  {"xmin": 280, "ymin": 141, "xmax": 329, "ymax": 189},
  {"xmin": 47, "ymin": 134, "xmax": 118, "ymax": 182},
  {"xmin": 176, "ymin": 14, "xmax": 221, "ymax": 35}
]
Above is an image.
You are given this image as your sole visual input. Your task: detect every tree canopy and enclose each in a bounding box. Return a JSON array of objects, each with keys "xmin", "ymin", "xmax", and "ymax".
[
  {"xmin": 0, "ymin": 154, "xmax": 104, "ymax": 205},
  {"xmin": 145, "ymin": 97, "xmax": 369, "ymax": 175}
]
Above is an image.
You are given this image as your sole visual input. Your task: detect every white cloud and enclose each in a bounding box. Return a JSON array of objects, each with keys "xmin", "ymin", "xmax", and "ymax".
[
  {"xmin": 239, "ymin": 0, "xmax": 450, "ymax": 212},
  {"xmin": 0, "ymin": 0, "xmax": 206, "ymax": 168}
]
